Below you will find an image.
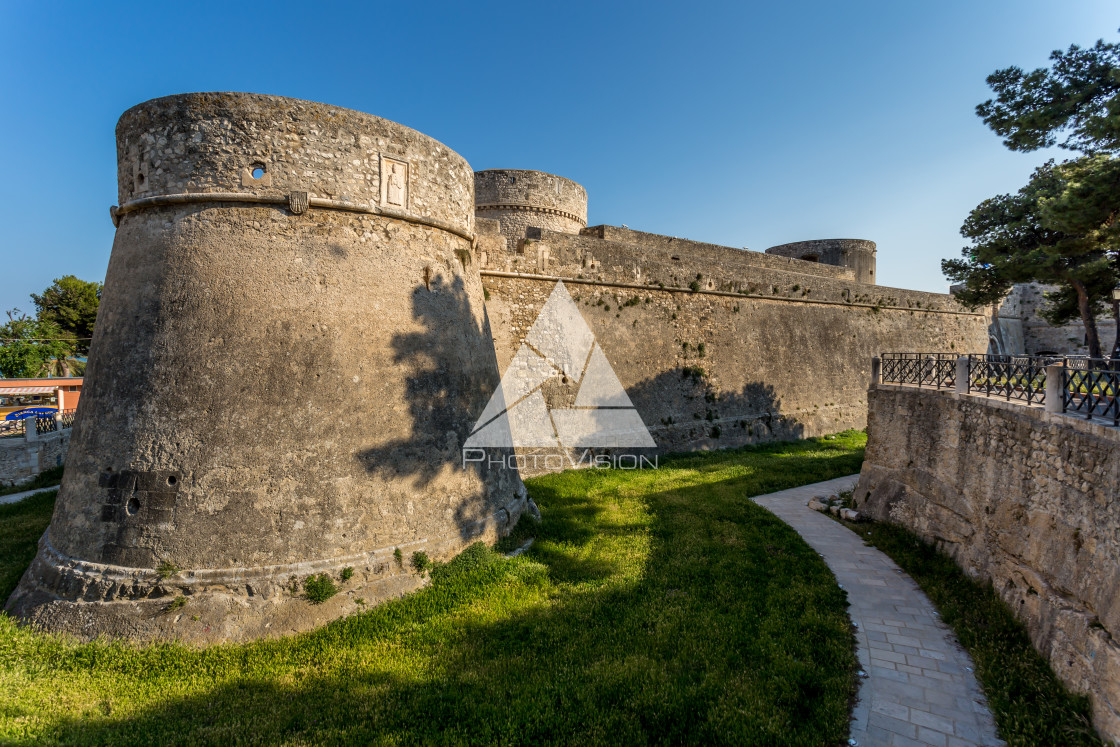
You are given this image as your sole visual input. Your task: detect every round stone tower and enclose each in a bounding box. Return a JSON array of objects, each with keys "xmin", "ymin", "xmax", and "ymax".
[
  {"xmin": 765, "ymin": 239, "xmax": 877, "ymax": 285},
  {"xmin": 6, "ymin": 93, "xmax": 526, "ymax": 643},
  {"xmin": 474, "ymin": 169, "xmax": 587, "ymax": 250}
]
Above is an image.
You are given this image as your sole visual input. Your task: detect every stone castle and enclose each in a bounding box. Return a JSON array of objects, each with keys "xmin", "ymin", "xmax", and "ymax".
[
  {"xmin": 7, "ymin": 93, "xmax": 989, "ymax": 643},
  {"xmin": 987, "ymin": 282, "xmax": 1118, "ymax": 357}
]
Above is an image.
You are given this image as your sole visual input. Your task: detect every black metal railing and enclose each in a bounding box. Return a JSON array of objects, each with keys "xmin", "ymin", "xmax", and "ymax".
[
  {"xmin": 881, "ymin": 353, "xmax": 958, "ymax": 389},
  {"xmin": 1062, "ymin": 359, "xmax": 1120, "ymax": 426},
  {"xmin": 880, "ymin": 353, "xmax": 1120, "ymax": 427},
  {"xmin": 0, "ymin": 409, "xmax": 80, "ymax": 439},
  {"xmin": 966, "ymin": 354, "xmax": 1050, "ymax": 406}
]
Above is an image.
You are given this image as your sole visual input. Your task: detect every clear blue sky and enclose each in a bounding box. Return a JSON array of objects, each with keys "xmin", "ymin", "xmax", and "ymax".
[{"xmin": 1, "ymin": 1, "xmax": 1116, "ymax": 312}]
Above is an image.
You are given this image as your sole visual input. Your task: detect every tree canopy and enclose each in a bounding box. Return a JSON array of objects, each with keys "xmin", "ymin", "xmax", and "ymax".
[
  {"xmin": 946, "ymin": 34, "xmax": 1120, "ymax": 359},
  {"xmin": 978, "ymin": 39, "xmax": 1120, "ymax": 155},
  {"xmin": 0, "ymin": 310, "xmax": 79, "ymax": 379},
  {"xmin": 30, "ymin": 275, "xmax": 101, "ymax": 352}
]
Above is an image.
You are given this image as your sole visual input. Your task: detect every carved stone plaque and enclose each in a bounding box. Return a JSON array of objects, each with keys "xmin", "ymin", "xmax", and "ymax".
[
  {"xmin": 288, "ymin": 191, "xmax": 309, "ymax": 215},
  {"xmin": 380, "ymin": 156, "xmax": 409, "ymax": 209}
]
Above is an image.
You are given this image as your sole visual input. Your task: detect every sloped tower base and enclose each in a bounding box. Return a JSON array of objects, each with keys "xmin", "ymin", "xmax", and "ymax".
[{"xmin": 6, "ymin": 93, "xmax": 526, "ymax": 643}]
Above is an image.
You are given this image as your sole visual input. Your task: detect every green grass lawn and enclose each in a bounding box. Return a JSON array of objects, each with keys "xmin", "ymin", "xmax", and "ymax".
[
  {"xmin": 843, "ymin": 519, "xmax": 1103, "ymax": 747},
  {"xmin": 0, "ymin": 432, "xmax": 865, "ymax": 746}
]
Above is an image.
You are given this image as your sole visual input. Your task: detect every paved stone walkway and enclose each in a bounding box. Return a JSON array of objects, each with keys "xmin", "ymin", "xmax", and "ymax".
[
  {"xmin": 0, "ymin": 485, "xmax": 58, "ymax": 506},
  {"xmin": 753, "ymin": 475, "xmax": 1003, "ymax": 747}
]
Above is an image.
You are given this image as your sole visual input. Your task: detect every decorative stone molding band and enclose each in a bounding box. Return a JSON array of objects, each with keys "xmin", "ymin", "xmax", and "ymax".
[
  {"xmin": 480, "ymin": 270, "xmax": 986, "ymax": 317},
  {"xmin": 111, "ymin": 192, "xmax": 475, "ymax": 243},
  {"xmin": 31, "ymin": 492, "xmax": 525, "ymax": 601},
  {"xmin": 475, "ymin": 203, "xmax": 587, "ymax": 226}
]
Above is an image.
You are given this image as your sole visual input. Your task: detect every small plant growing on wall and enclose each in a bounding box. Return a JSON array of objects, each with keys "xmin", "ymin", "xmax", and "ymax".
[
  {"xmin": 689, "ymin": 280, "xmax": 701, "ymax": 292},
  {"xmin": 681, "ymin": 365, "xmax": 706, "ymax": 381},
  {"xmin": 340, "ymin": 567, "xmax": 354, "ymax": 582},
  {"xmin": 411, "ymin": 551, "xmax": 431, "ymax": 573},
  {"xmin": 697, "ymin": 342, "xmax": 706, "ymax": 358},
  {"xmin": 155, "ymin": 561, "xmax": 182, "ymax": 580},
  {"xmin": 303, "ymin": 573, "xmax": 339, "ymax": 604},
  {"xmin": 393, "ymin": 548, "xmax": 403, "ymax": 567},
  {"xmin": 163, "ymin": 597, "xmax": 187, "ymax": 613}
]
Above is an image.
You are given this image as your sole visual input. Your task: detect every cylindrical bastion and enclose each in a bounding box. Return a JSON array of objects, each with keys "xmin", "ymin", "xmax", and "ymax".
[
  {"xmin": 6, "ymin": 93, "xmax": 526, "ymax": 643},
  {"xmin": 474, "ymin": 169, "xmax": 587, "ymax": 250},
  {"xmin": 766, "ymin": 239, "xmax": 877, "ymax": 285}
]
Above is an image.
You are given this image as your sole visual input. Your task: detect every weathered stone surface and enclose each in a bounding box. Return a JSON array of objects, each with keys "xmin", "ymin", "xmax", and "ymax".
[
  {"xmin": 480, "ymin": 273, "xmax": 987, "ymax": 471},
  {"xmin": 472, "ymin": 180, "xmax": 989, "ymax": 473},
  {"xmin": 766, "ymin": 238, "xmax": 877, "ymax": 285},
  {"xmin": 855, "ymin": 385, "xmax": 1120, "ymax": 742},
  {"xmin": 839, "ymin": 508, "xmax": 861, "ymax": 521},
  {"xmin": 808, "ymin": 498, "xmax": 827, "ymax": 512},
  {"xmin": 6, "ymin": 93, "xmax": 526, "ymax": 644},
  {"xmin": 526, "ymin": 497, "xmax": 541, "ymax": 522},
  {"xmin": 475, "ymin": 170, "xmax": 587, "ymax": 251},
  {"xmin": 992, "ymin": 281, "xmax": 1119, "ymax": 357},
  {"xmin": 0, "ymin": 429, "xmax": 69, "ymax": 486}
]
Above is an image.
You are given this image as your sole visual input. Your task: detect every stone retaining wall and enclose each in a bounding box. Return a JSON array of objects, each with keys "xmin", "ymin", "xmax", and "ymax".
[
  {"xmin": 0, "ymin": 430, "xmax": 70, "ymax": 486},
  {"xmin": 855, "ymin": 385, "xmax": 1120, "ymax": 742}
]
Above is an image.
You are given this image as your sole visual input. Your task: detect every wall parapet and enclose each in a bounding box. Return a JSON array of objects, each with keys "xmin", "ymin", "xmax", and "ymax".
[
  {"xmin": 855, "ymin": 384, "xmax": 1120, "ymax": 742},
  {"xmin": 480, "ymin": 271, "xmax": 985, "ymax": 316},
  {"xmin": 478, "ymin": 226, "xmax": 981, "ymax": 317}
]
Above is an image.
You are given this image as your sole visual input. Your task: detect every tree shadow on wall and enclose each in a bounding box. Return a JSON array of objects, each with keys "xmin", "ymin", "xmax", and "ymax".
[
  {"xmin": 625, "ymin": 367, "xmax": 805, "ymax": 453},
  {"xmin": 353, "ymin": 271, "xmax": 518, "ymax": 540}
]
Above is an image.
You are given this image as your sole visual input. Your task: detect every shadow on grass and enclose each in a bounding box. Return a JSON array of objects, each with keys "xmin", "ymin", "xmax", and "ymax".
[{"xmin": 4, "ymin": 437, "xmax": 863, "ymax": 746}]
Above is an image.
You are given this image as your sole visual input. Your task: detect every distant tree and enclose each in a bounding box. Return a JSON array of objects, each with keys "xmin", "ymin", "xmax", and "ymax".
[
  {"xmin": 31, "ymin": 275, "xmax": 101, "ymax": 352},
  {"xmin": 0, "ymin": 309, "xmax": 78, "ymax": 378},
  {"xmin": 946, "ymin": 35, "xmax": 1120, "ymax": 359}
]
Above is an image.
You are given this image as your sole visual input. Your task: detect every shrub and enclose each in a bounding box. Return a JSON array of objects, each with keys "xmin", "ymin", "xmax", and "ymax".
[
  {"xmin": 155, "ymin": 561, "xmax": 181, "ymax": 580},
  {"xmin": 411, "ymin": 551, "xmax": 432, "ymax": 573},
  {"xmin": 163, "ymin": 597, "xmax": 187, "ymax": 613},
  {"xmin": 303, "ymin": 573, "xmax": 338, "ymax": 604}
]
